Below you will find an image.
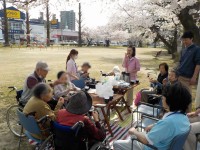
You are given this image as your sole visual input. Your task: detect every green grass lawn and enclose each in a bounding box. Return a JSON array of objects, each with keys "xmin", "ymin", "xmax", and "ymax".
[{"xmin": 0, "ymin": 46, "xmax": 181, "ymax": 149}]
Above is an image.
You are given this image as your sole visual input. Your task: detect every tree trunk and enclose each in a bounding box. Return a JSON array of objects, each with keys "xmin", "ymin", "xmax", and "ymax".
[
  {"xmin": 155, "ymin": 30, "xmax": 178, "ymax": 59},
  {"xmin": 3, "ymin": 0, "xmax": 9, "ymax": 46},
  {"xmin": 178, "ymin": 3, "xmax": 200, "ymax": 45},
  {"xmin": 46, "ymin": 0, "xmax": 50, "ymax": 46},
  {"xmin": 153, "ymin": 35, "xmax": 159, "ymax": 48},
  {"xmin": 26, "ymin": 6, "xmax": 30, "ymax": 47},
  {"xmin": 156, "ymin": 32, "xmax": 173, "ymax": 53},
  {"xmin": 78, "ymin": 3, "xmax": 82, "ymax": 47}
]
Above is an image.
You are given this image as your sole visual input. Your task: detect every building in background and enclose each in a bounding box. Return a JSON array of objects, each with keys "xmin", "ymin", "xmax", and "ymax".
[
  {"xmin": 60, "ymin": 10, "xmax": 75, "ymax": 31},
  {"xmin": 0, "ymin": 6, "xmax": 25, "ymax": 43},
  {"xmin": 29, "ymin": 19, "xmax": 45, "ymax": 42},
  {"xmin": 0, "ymin": 7, "xmax": 78, "ymax": 44},
  {"xmin": 52, "ymin": 14, "xmax": 56, "ymax": 20},
  {"xmin": 51, "ymin": 29, "xmax": 78, "ymax": 43}
]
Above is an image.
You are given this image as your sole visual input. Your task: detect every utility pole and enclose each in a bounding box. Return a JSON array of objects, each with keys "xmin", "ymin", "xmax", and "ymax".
[
  {"xmin": 46, "ymin": 0, "xmax": 50, "ymax": 46},
  {"xmin": 78, "ymin": 2, "xmax": 82, "ymax": 47},
  {"xmin": 3, "ymin": 0, "xmax": 9, "ymax": 46},
  {"xmin": 12, "ymin": 0, "xmax": 36, "ymax": 47},
  {"xmin": 25, "ymin": 1, "xmax": 30, "ymax": 47}
]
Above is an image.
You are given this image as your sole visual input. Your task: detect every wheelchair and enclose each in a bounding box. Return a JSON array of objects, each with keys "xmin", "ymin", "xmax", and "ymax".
[
  {"xmin": 6, "ymin": 86, "xmax": 25, "ymax": 137},
  {"xmin": 17, "ymin": 107, "xmax": 54, "ymax": 150},
  {"xmin": 132, "ymin": 94, "xmax": 164, "ymax": 131},
  {"xmin": 6, "ymin": 82, "xmax": 57, "ymax": 137},
  {"xmin": 53, "ymin": 121, "xmax": 110, "ymax": 150}
]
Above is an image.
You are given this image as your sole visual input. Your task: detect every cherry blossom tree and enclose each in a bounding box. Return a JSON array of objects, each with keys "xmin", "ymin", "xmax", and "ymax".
[{"xmin": 104, "ymin": 0, "xmax": 200, "ymax": 58}]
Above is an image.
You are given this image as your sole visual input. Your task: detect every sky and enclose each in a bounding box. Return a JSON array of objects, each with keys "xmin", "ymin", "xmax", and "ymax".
[{"xmin": 28, "ymin": 0, "xmax": 120, "ymax": 28}]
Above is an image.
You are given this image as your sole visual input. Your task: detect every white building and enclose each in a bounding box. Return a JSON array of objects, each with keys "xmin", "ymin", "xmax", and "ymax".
[
  {"xmin": 51, "ymin": 29, "xmax": 78, "ymax": 43},
  {"xmin": 30, "ymin": 21, "xmax": 46, "ymax": 42}
]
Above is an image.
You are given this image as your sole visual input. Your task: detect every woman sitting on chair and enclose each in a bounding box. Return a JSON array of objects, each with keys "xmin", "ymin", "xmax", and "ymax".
[
  {"xmin": 23, "ymin": 83, "xmax": 64, "ymax": 139},
  {"xmin": 54, "ymin": 71, "xmax": 80, "ymax": 100},
  {"xmin": 140, "ymin": 63, "xmax": 169, "ymax": 102},
  {"xmin": 114, "ymin": 82, "xmax": 191, "ymax": 150}
]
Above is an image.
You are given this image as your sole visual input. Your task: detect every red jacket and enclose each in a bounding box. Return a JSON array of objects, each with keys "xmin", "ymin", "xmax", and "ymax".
[{"xmin": 56, "ymin": 109, "xmax": 106, "ymax": 141}]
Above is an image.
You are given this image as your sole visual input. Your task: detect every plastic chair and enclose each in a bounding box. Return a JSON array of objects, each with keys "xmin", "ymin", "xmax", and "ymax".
[
  {"xmin": 17, "ymin": 108, "xmax": 53, "ymax": 150},
  {"xmin": 53, "ymin": 121, "xmax": 86, "ymax": 150},
  {"xmin": 131, "ymin": 126, "xmax": 191, "ymax": 150},
  {"xmin": 71, "ymin": 79, "xmax": 86, "ymax": 89}
]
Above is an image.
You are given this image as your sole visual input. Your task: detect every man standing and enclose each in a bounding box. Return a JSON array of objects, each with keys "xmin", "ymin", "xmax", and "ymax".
[
  {"xmin": 20, "ymin": 61, "xmax": 49, "ymax": 106},
  {"xmin": 177, "ymin": 31, "xmax": 200, "ymax": 92}
]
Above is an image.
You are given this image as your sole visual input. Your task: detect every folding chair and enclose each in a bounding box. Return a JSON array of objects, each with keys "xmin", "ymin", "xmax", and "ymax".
[
  {"xmin": 17, "ymin": 108, "xmax": 53, "ymax": 150},
  {"xmin": 71, "ymin": 79, "xmax": 86, "ymax": 89},
  {"xmin": 131, "ymin": 126, "xmax": 191, "ymax": 150}
]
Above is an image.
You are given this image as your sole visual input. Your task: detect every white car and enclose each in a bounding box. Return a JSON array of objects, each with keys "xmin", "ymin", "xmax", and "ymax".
[{"xmin": 110, "ymin": 42, "xmax": 118, "ymax": 46}]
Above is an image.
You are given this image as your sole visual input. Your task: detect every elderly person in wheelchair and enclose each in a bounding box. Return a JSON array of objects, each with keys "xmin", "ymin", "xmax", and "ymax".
[
  {"xmin": 56, "ymin": 91, "xmax": 106, "ymax": 149},
  {"xmin": 54, "ymin": 71, "xmax": 80, "ymax": 100},
  {"xmin": 23, "ymin": 83, "xmax": 64, "ymax": 140},
  {"xmin": 114, "ymin": 82, "xmax": 191, "ymax": 150}
]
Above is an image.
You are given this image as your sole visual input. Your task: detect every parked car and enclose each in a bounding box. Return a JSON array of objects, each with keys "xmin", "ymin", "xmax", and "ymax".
[
  {"xmin": 110, "ymin": 41, "xmax": 119, "ymax": 46},
  {"xmin": 122, "ymin": 42, "xmax": 129, "ymax": 47}
]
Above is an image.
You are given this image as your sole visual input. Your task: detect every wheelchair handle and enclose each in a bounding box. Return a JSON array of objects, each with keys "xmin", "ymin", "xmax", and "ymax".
[
  {"xmin": 71, "ymin": 121, "xmax": 84, "ymax": 130},
  {"xmin": 71, "ymin": 121, "xmax": 84, "ymax": 136},
  {"xmin": 37, "ymin": 115, "xmax": 50, "ymax": 124},
  {"xmin": 8, "ymin": 86, "xmax": 17, "ymax": 91}
]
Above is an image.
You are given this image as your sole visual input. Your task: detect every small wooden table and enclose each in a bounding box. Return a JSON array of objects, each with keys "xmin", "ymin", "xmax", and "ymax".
[
  {"xmin": 113, "ymin": 84, "xmax": 138, "ymax": 95},
  {"xmin": 90, "ymin": 93, "xmax": 131, "ymax": 136}
]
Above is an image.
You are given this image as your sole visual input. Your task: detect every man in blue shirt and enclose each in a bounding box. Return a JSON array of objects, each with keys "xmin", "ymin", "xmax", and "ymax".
[
  {"xmin": 113, "ymin": 83, "xmax": 191, "ymax": 150},
  {"xmin": 177, "ymin": 31, "xmax": 200, "ymax": 93}
]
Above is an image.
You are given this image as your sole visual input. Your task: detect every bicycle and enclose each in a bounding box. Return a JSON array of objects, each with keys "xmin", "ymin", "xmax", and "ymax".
[{"xmin": 6, "ymin": 86, "xmax": 25, "ymax": 137}]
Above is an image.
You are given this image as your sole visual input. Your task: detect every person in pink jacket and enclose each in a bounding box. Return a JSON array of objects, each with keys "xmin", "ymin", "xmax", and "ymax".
[
  {"xmin": 122, "ymin": 46, "xmax": 140, "ymax": 81},
  {"xmin": 122, "ymin": 46, "xmax": 140, "ymax": 106}
]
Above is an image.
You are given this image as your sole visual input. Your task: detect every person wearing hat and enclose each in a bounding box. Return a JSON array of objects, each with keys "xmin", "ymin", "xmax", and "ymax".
[
  {"xmin": 23, "ymin": 83, "xmax": 64, "ymax": 140},
  {"xmin": 56, "ymin": 91, "xmax": 106, "ymax": 145},
  {"xmin": 177, "ymin": 31, "xmax": 200, "ymax": 93},
  {"xmin": 20, "ymin": 61, "xmax": 50, "ymax": 105},
  {"xmin": 77, "ymin": 62, "xmax": 91, "ymax": 81}
]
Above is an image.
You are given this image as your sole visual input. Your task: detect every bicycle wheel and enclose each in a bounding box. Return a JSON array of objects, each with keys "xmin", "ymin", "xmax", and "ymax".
[
  {"xmin": 39, "ymin": 134, "xmax": 54, "ymax": 150},
  {"xmin": 6, "ymin": 105, "xmax": 25, "ymax": 137}
]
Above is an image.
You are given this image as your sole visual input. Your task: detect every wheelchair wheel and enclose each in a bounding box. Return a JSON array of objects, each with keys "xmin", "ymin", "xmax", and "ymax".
[
  {"xmin": 6, "ymin": 105, "xmax": 25, "ymax": 137},
  {"xmin": 39, "ymin": 134, "xmax": 54, "ymax": 150}
]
